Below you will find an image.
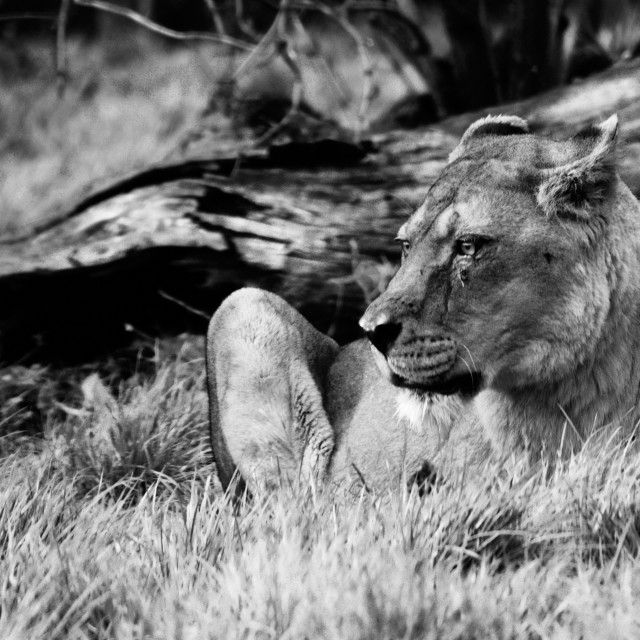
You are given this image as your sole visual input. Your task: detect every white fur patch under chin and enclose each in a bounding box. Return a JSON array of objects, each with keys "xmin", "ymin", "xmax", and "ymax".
[{"xmin": 395, "ymin": 388, "xmax": 460, "ymax": 435}]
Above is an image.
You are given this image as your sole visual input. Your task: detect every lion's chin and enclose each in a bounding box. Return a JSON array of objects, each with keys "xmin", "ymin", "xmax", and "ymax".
[{"xmin": 398, "ymin": 376, "xmax": 477, "ymax": 396}]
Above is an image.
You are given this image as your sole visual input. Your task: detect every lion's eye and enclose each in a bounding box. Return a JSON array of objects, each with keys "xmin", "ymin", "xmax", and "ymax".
[
  {"xmin": 457, "ymin": 237, "xmax": 478, "ymax": 257},
  {"xmin": 395, "ymin": 237, "xmax": 411, "ymax": 257}
]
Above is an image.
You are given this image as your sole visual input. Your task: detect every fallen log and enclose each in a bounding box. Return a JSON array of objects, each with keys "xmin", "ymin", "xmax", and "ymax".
[{"xmin": 2, "ymin": 58, "xmax": 640, "ymax": 364}]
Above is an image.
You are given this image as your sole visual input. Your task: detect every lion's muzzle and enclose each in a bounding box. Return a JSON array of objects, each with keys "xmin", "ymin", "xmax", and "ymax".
[
  {"xmin": 360, "ymin": 299, "xmax": 465, "ymax": 392},
  {"xmin": 386, "ymin": 336, "xmax": 457, "ymax": 385}
]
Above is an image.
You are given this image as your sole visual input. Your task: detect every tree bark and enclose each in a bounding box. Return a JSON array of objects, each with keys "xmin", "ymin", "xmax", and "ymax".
[{"xmin": 2, "ymin": 59, "xmax": 640, "ymax": 363}]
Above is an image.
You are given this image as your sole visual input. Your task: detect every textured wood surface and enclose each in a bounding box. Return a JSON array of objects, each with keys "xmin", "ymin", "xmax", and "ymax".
[{"xmin": 2, "ymin": 59, "xmax": 640, "ymax": 363}]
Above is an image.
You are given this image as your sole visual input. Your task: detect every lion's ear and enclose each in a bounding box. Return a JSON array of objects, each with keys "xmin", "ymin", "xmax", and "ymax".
[
  {"xmin": 448, "ymin": 114, "xmax": 529, "ymax": 163},
  {"xmin": 537, "ymin": 115, "xmax": 619, "ymax": 219}
]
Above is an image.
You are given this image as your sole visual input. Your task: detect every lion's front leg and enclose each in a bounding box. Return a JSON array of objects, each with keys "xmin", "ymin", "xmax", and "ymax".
[
  {"xmin": 206, "ymin": 288, "xmax": 339, "ymax": 494},
  {"xmin": 291, "ymin": 370, "xmax": 336, "ymax": 485}
]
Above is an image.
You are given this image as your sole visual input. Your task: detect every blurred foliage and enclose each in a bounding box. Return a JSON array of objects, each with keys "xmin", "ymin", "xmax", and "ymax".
[
  {"xmin": 2, "ymin": 0, "xmax": 640, "ymax": 123},
  {"xmin": 0, "ymin": 29, "xmax": 222, "ymax": 235}
]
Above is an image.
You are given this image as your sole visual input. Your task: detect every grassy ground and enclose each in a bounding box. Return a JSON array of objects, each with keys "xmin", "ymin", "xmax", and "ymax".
[{"xmin": 1, "ymin": 335, "xmax": 640, "ymax": 639}]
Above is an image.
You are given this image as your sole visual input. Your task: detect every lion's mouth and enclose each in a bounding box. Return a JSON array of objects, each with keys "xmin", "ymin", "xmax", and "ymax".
[
  {"xmin": 387, "ymin": 337, "xmax": 457, "ymax": 381},
  {"xmin": 370, "ymin": 337, "xmax": 480, "ymax": 395},
  {"xmin": 387, "ymin": 350, "xmax": 456, "ymax": 382}
]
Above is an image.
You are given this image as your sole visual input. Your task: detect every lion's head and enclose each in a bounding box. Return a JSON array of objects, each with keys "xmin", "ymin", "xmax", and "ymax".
[{"xmin": 360, "ymin": 114, "xmax": 626, "ymax": 398}]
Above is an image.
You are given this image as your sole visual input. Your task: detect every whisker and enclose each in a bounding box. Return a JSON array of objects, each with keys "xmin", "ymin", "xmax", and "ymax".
[
  {"xmin": 457, "ymin": 353, "xmax": 474, "ymax": 381},
  {"xmin": 460, "ymin": 343, "xmax": 478, "ymax": 372}
]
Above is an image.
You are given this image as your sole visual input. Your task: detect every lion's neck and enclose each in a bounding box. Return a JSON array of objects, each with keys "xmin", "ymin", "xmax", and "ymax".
[{"xmin": 474, "ymin": 358, "xmax": 640, "ymax": 461}]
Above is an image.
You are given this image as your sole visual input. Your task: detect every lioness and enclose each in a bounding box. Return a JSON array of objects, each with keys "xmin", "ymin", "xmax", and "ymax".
[{"xmin": 207, "ymin": 113, "xmax": 640, "ymax": 493}]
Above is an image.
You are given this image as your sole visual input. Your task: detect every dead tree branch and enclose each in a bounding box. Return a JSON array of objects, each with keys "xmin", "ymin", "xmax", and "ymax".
[
  {"xmin": 2, "ymin": 57, "xmax": 640, "ymax": 363},
  {"xmin": 72, "ymin": 0, "xmax": 253, "ymax": 51},
  {"xmin": 203, "ymin": 0, "xmax": 227, "ymax": 37}
]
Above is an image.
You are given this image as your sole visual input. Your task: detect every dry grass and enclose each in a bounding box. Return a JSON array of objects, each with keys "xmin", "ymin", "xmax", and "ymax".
[{"xmin": 1, "ymin": 336, "xmax": 640, "ymax": 639}]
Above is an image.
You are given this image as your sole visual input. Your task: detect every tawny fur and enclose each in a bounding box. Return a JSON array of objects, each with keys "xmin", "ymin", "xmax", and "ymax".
[{"xmin": 207, "ymin": 113, "xmax": 640, "ymax": 493}]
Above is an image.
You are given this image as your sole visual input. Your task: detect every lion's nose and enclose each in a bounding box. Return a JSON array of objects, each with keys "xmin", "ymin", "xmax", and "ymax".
[{"xmin": 360, "ymin": 312, "xmax": 402, "ymax": 355}]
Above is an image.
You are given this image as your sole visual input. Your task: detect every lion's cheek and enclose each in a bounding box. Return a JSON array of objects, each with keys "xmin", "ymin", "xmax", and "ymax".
[
  {"xmin": 445, "ymin": 269, "xmax": 509, "ymax": 336},
  {"xmin": 445, "ymin": 270, "xmax": 551, "ymax": 386},
  {"xmin": 486, "ymin": 278, "xmax": 610, "ymax": 390}
]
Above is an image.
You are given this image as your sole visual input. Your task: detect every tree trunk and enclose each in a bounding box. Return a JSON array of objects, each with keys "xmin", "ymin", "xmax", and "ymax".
[{"xmin": 1, "ymin": 59, "xmax": 640, "ymax": 364}]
